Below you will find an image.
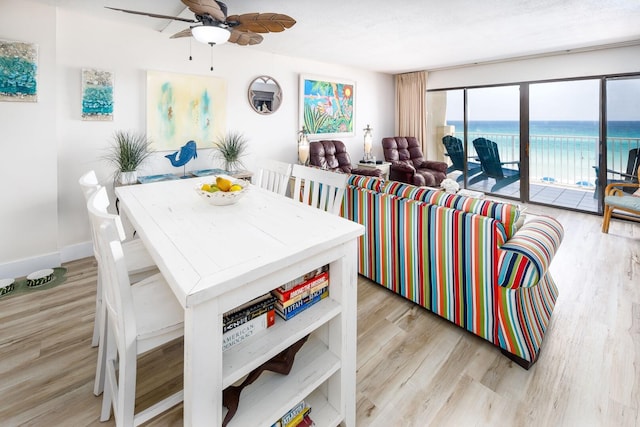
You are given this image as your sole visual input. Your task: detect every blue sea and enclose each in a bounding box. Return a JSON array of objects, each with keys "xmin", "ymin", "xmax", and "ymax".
[
  {"xmin": 446, "ymin": 120, "xmax": 640, "ymax": 185},
  {"xmin": 447, "ymin": 120, "xmax": 640, "ymax": 138}
]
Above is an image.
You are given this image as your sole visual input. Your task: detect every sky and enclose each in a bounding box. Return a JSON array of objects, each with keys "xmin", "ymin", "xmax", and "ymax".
[{"xmin": 444, "ymin": 78, "xmax": 640, "ymax": 121}]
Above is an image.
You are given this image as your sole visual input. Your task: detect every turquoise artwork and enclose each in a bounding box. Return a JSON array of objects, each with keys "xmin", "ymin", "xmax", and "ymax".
[
  {"xmin": 299, "ymin": 74, "xmax": 355, "ymax": 138},
  {"xmin": 0, "ymin": 40, "xmax": 38, "ymax": 102},
  {"xmin": 82, "ymin": 68, "xmax": 114, "ymax": 121}
]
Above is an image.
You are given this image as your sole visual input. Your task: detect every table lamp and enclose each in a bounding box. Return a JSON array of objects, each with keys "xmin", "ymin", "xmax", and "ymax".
[
  {"xmin": 298, "ymin": 127, "xmax": 309, "ymax": 165},
  {"xmin": 363, "ymin": 124, "xmax": 373, "ymax": 162}
]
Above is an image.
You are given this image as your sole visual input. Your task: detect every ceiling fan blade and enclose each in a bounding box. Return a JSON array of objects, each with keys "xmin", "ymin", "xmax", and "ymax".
[
  {"xmin": 227, "ymin": 13, "xmax": 296, "ymax": 34},
  {"xmin": 228, "ymin": 29, "xmax": 263, "ymax": 46},
  {"xmin": 104, "ymin": 7, "xmax": 197, "ymax": 23},
  {"xmin": 170, "ymin": 28, "xmax": 193, "ymax": 39},
  {"xmin": 181, "ymin": 0, "xmax": 226, "ymax": 22}
]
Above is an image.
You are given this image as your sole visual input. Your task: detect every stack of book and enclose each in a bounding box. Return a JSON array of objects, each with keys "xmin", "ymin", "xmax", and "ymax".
[
  {"xmin": 222, "ymin": 293, "xmax": 277, "ymax": 351},
  {"xmin": 271, "ymin": 400, "xmax": 314, "ymax": 427},
  {"xmin": 272, "ymin": 266, "xmax": 329, "ymax": 321}
]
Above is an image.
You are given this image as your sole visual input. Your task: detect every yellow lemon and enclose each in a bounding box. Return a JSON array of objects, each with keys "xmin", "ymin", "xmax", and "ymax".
[
  {"xmin": 201, "ymin": 183, "xmax": 211, "ymax": 191},
  {"xmin": 230, "ymin": 184, "xmax": 242, "ymax": 192},
  {"xmin": 216, "ymin": 177, "xmax": 232, "ymax": 192}
]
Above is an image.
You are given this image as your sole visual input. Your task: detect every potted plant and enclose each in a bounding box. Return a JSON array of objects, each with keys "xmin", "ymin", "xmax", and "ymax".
[
  {"xmin": 104, "ymin": 130, "xmax": 153, "ymax": 185},
  {"xmin": 212, "ymin": 131, "xmax": 248, "ymax": 173}
]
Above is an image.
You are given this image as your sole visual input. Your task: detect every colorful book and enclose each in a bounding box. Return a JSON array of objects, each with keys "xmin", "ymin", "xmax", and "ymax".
[
  {"xmin": 285, "ymin": 406, "xmax": 311, "ymax": 427},
  {"xmin": 279, "ymin": 265, "xmax": 329, "ymax": 292},
  {"xmin": 272, "ymin": 401, "xmax": 306, "ymax": 427},
  {"xmin": 273, "ymin": 271, "xmax": 329, "ymax": 303},
  {"xmin": 224, "ymin": 293, "xmax": 274, "ymax": 320},
  {"xmin": 223, "ymin": 295, "xmax": 277, "ymax": 332},
  {"xmin": 222, "ymin": 309, "xmax": 275, "ymax": 351},
  {"xmin": 223, "ymin": 301, "xmax": 276, "ymax": 334},
  {"xmin": 275, "ymin": 276, "xmax": 329, "ymax": 308},
  {"xmin": 275, "ymin": 287, "xmax": 329, "ymax": 320},
  {"xmin": 296, "ymin": 414, "xmax": 315, "ymax": 427}
]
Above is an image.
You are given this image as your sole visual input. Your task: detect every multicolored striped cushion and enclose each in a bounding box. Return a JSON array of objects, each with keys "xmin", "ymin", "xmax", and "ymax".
[
  {"xmin": 377, "ymin": 181, "xmax": 521, "ymax": 238},
  {"xmin": 346, "ymin": 174, "xmax": 383, "ymax": 192},
  {"xmin": 497, "ymin": 216, "xmax": 564, "ymax": 289}
]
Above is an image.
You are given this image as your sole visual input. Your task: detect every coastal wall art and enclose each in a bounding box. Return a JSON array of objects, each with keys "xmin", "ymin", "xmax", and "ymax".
[
  {"xmin": 0, "ymin": 40, "xmax": 38, "ymax": 102},
  {"xmin": 299, "ymin": 74, "xmax": 355, "ymax": 138},
  {"xmin": 81, "ymin": 68, "xmax": 114, "ymax": 121},
  {"xmin": 146, "ymin": 70, "xmax": 227, "ymax": 151}
]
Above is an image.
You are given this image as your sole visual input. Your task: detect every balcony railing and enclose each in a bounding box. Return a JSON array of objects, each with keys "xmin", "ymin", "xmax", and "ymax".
[{"xmin": 455, "ymin": 132, "xmax": 640, "ymax": 188}]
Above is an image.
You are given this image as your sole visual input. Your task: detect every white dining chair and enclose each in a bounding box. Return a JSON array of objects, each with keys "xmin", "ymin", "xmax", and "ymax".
[
  {"xmin": 253, "ymin": 159, "xmax": 292, "ymax": 196},
  {"xmin": 290, "ymin": 164, "xmax": 348, "ymax": 215},
  {"xmin": 88, "ymin": 187, "xmax": 184, "ymax": 426},
  {"xmin": 80, "ymin": 171, "xmax": 156, "ymax": 346},
  {"xmin": 79, "ymin": 171, "xmax": 157, "ymax": 396}
]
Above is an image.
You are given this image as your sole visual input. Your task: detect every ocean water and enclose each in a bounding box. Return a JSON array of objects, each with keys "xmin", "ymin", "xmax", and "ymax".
[
  {"xmin": 447, "ymin": 120, "xmax": 640, "ymax": 138},
  {"xmin": 446, "ymin": 120, "xmax": 640, "ymax": 185}
]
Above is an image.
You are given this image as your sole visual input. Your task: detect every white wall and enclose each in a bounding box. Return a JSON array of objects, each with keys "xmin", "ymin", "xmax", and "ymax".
[
  {"xmin": 427, "ymin": 45, "xmax": 640, "ymax": 89},
  {"xmin": 0, "ymin": 0, "xmax": 395, "ymax": 277},
  {"xmin": 0, "ymin": 1, "xmax": 59, "ymax": 276}
]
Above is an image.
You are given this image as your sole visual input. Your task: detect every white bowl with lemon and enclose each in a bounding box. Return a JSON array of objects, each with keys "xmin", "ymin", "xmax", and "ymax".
[{"xmin": 196, "ymin": 175, "xmax": 248, "ymax": 206}]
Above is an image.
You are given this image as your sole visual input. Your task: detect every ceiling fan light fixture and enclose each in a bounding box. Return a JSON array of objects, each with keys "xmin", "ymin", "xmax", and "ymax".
[{"xmin": 192, "ymin": 25, "xmax": 230, "ymax": 45}]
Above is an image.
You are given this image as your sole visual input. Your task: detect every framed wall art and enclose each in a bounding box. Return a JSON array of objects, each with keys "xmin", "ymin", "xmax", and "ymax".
[
  {"xmin": 0, "ymin": 40, "xmax": 38, "ymax": 102},
  {"xmin": 146, "ymin": 70, "xmax": 227, "ymax": 151},
  {"xmin": 299, "ymin": 74, "xmax": 355, "ymax": 139},
  {"xmin": 82, "ymin": 68, "xmax": 114, "ymax": 121}
]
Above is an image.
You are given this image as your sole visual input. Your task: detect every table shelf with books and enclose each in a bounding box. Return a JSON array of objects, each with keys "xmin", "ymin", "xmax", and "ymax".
[{"xmin": 218, "ymin": 253, "xmax": 356, "ymax": 427}]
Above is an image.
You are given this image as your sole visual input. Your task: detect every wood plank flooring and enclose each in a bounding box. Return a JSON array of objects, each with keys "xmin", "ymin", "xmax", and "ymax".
[{"xmin": 0, "ymin": 205, "xmax": 638, "ymax": 426}]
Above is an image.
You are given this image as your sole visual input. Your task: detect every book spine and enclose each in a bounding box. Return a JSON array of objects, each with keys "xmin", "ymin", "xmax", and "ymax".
[
  {"xmin": 276, "ymin": 288, "xmax": 329, "ymax": 320},
  {"xmin": 222, "ymin": 309, "xmax": 275, "ymax": 351},
  {"xmin": 223, "ymin": 299, "xmax": 276, "ymax": 332},
  {"xmin": 284, "ymin": 406, "xmax": 311, "ymax": 427},
  {"xmin": 275, "ymin": 284, "xmax": 328, "ymax": 314},
  {"xmin": 276, "ymin": 279, "xmax": 329, "ymax": 309},
  {"xmin": 277, "ymin": 400, "xmax": 306, "ymax": 426},
  {"xmin": 279, "ymin": 265, "xmax": 329, "ymax": 292},
  {"xmin": 223, "ymin": 302, "xmax": 275, "ymax": 334},
  {"xmin": 273, "ymin": 272, "xmax": 329, "ymax": 302},
  {"xmin": 224, "ymin": 294, "xmax": 276, "ymax": 322}
]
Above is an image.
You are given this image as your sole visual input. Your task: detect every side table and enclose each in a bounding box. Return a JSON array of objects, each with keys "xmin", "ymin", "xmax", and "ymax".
[{"xmin": 357, "ymin": 161, "xmax": 391, "ymax": 180}]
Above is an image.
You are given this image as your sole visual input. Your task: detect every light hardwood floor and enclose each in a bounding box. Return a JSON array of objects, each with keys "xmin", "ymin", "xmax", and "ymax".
[{"xmin": 0, "ymin": 206, "xmax": 638, "ymax": 426}]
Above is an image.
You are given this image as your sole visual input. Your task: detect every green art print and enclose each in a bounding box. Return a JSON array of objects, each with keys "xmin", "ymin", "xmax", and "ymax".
[{"xmin": 299, "ymin": 74, "xmax": 355, "ymax": 138}]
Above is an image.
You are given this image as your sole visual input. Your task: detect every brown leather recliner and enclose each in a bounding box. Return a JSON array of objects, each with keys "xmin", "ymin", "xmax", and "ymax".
[
  {"xmin": 382, "ymin": 136, "xmax": 448, "ymax": 186},
  {"xmin": 309, "ymin": 140, "xmax": 382, "ymax": 178}
]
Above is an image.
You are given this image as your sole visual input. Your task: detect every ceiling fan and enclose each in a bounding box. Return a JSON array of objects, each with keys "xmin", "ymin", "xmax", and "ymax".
[{"xmin": 106, "ymin": 0, "xmax": 296, "ymax": 46}]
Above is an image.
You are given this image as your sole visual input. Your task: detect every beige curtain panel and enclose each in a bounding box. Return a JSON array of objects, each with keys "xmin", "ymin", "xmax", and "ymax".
[{"xmin": 395, "ymin": 71, "xmax": 428, "ymax": 152}]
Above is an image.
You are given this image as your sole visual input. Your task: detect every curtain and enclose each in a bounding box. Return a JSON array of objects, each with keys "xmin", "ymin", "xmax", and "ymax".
[{"xmin": 395, "ymin": 71, "xmax": 430, "ymax": 155}]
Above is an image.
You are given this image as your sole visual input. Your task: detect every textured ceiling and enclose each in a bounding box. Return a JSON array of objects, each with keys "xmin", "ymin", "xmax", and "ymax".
[{"xmin": 46, "ymin": 0, "xmax": 640, "ymax": 73}]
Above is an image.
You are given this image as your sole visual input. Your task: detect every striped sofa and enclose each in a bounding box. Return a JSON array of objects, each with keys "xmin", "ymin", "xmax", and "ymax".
[{"xmin": 342, "ymin": 175, "xmax": 564, "ymax": 368}]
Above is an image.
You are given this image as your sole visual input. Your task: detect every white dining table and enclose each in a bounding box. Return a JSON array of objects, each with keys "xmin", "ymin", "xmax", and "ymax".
[{"xmin": 115, "ymin": 177, "xmax": 364, "ymax": 427}]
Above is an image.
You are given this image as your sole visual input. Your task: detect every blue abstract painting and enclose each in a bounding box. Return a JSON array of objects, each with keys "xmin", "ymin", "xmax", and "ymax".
[
  {"xmin": 82, "ymin": 68, "xmax": 114, "ymax": 121},
  {"xmin": 0, "ymin": 40, "xmax": 38, "ymax": 102}
]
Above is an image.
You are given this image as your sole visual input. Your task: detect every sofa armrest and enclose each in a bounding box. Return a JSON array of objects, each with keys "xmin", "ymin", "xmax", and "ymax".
[
  {"xmin": 497, "ymin": 216, "xmax": 564, "ymax": 289},
  {"xmin": 390, "ymin": 161, "xmax": 416, "ymax": 174},
  {"xmin": 420, "ymin": 160, "xmax": 448, "ymax": 173},
  {"xmin": 351, "ymin": 167, "xmax": 383, "ymax": 178}
]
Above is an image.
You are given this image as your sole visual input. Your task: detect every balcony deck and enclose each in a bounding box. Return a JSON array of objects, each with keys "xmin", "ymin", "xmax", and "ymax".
[{"xmin": 451, "ymin": 172, "xmax": 599, "ymax": 212}]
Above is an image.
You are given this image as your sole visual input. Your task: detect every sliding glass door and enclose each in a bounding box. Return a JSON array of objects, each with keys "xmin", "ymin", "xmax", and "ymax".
[
  {"xmin": 605, "ymin": 77, "xmax": 640, "ymax": 202},
  {"xmin": 464, "ymin": 86, "xmax": 521, "ymax": 199},
  {"xmin": 528, "ymin": 80, "xmax": 600, "ymax": 212}
]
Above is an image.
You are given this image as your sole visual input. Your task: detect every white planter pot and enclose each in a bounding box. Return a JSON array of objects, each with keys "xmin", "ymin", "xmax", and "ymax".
[{"xmin": 119, "ymin": 171, "xmax": 138, "ymax": 185}]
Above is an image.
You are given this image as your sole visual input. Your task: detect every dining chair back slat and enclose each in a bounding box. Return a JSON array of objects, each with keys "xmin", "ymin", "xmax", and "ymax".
[
  {"xmin": 291, "ymin": 164, "xmax": 348, "ymax": 215},
  {"xmin": 254, "ymin": 159, "xmax": 292, "ymax": 196}
]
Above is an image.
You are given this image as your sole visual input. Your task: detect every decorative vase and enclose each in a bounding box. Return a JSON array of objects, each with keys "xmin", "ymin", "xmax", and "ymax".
[{"xmin": 119, "ymin": 171, "xmax": 138, "ymax": 185}]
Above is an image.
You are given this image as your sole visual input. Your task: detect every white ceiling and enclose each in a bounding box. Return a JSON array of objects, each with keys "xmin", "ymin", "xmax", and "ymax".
[{"xmin": 46, "ymin": 0, "xmax": 640, "ymax": 74}]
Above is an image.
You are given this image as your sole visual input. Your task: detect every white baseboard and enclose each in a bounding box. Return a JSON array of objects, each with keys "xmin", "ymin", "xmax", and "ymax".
[
  {"xmin": 60, "ymin": 241, "xmax": 93, "ymax": 264},
  {"xmin": 0, "ymin": 241, "xmax": 93, "ymax": 279}
]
